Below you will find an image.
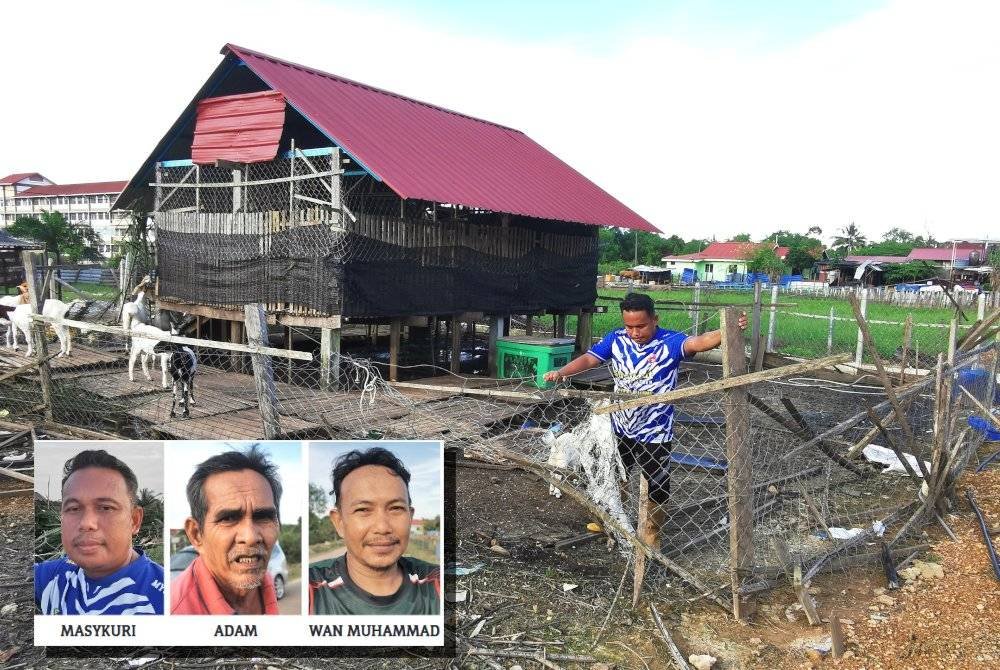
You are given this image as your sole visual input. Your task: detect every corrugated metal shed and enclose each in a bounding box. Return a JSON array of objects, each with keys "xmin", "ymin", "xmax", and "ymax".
[{"xmin": 119, "ymin": 43, "xmax": 655, "ymax": 232}]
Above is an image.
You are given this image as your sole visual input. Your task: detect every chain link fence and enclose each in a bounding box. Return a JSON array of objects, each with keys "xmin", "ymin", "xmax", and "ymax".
[{"xmin": 2, "ymin": 281, "xmax": 995, "ymax": 615}]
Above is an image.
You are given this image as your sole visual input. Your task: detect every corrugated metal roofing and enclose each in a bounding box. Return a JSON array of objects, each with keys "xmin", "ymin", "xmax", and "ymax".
[
  {"xmin": 16, "ymin": 181, "xmax": 127, "ymax": 197},
  {"xmin": 906, "ymin": 246, "xmax": 979, "ymax": 262},
  {"xmin": 223, "ymin": 44, "xmax": 656, "ymax": 232},
  {"xmin": 663, "ymin": 241, "xmax": 790, "ymax": 262},
  {"xmin": 0, "ymin": 229, "xmax": 44, "ymax": 249},
  {"xmin": 191, "ymin": 90, "xmax": 285, "ymax": 165},
  {"xmin": 0, "ymin": 172, "xmax": 46, "ymax": 185}
]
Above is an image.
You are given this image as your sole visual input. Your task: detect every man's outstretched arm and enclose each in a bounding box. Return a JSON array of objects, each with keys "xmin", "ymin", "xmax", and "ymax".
[
  {"xmin": 683, "ymin": 311, "xmax": 748, "ymax": 356},
  {"xmin": 543, "ymin": 352, "xmax": 602, "ymax": 383}
]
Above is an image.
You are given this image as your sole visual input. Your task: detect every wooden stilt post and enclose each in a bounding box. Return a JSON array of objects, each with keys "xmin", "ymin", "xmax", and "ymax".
[
  {"xmin": 450, "ymin": 315, "xmax": 461, "ymax": 374},
  {"xmin": 575, "ymin": 308, "xmax": 592, "ymax": 355},
  {"xmin": 389, "ymin": 318, "xmax": 401, "ymax": 382},
  {"xmin": 22, "ymin": 251, "xmax": 53, "ymax": 422},
  {"xmin": 244, "ymin": 304, "xmax": 281, "ymax": 439},
  {"xmin": 229, "ymin": 320, "xmax": 244, "ymax": 372},
  {"xmin": 555, "ymin": 313, "xmax": 566, "ymax": 338},
  {"xmin": 524, "ymin": 314, "xmax": 533, "ymax": 336},
  {"xmin": 722, "ymin": 307, "xmax": 754, "ymax": 619},
  {"xmin": 286, "ymin": 326, "xmax": 294, "ymax": 383},
  {"xmin": 488, "ymin": 315, "xmax": 503, "ymax": 378},
  {"xmin": 320, "ymin": 327, "xmax": 341, "ymax": 391}
]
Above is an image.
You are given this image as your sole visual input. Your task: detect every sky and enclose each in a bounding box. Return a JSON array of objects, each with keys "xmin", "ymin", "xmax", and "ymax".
[
  {"xmin": 164, "ymin": 440, "xmax": 304, "ymax": 530},
  {"xmin": 34, "ymin": 441, "xmax": 163, "ymax": 502},
  {"xmin": 2, "ymin": 0, "xmax": 998, "ymax": 244},
  {"xmin": 308, "ymin": 441, "xmax": 442, "ymax": 522}
]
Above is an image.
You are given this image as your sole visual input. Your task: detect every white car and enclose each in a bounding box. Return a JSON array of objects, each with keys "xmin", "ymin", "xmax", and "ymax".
[{"xmin": 170, "ymin": 542, "xmax": 290, "ymax": 599}]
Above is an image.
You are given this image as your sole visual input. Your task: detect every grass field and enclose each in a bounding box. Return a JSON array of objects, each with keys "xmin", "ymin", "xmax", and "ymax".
[{"xmin": 535, "ymin": 287, "xmax": 968, "ymax": 362}]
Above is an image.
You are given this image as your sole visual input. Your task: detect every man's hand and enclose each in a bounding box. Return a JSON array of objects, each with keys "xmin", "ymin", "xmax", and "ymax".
[
  {"xmin": 543, "ymin": 370, "xmax": 562, "ymax": 383},
  {"xmin": 738, "ymin": 311, "xmax": 748, "ymax": 330}
]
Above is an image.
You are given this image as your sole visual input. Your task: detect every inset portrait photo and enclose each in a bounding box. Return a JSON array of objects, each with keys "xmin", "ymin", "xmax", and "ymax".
[
  {"xmin": 165, "ymin": 441, "xmax": 303, "ymax": 615},
  {"xmin": 34, "ymin": 441, "xmax": 165, "ymax": 615},
  {"xmin": 308, "ymin": 441, "xmax": 443, "ymax": 616}
]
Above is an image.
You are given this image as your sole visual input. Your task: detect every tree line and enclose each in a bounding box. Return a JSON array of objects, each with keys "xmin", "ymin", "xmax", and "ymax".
[{"xmin": 599, "ymin": 223, "xmax": 951, "ymax": 281}]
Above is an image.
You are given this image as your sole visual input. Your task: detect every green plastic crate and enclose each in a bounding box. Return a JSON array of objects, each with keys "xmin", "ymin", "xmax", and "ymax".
[{"xmin": 496, "ymin": 336, "xmax": 576, "ymax": 388}]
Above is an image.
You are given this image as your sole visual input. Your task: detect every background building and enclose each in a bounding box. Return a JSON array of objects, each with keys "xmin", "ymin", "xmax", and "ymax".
[{"xmin": 0, "ymin": 174, "xmax": 129, "ymax": 257}]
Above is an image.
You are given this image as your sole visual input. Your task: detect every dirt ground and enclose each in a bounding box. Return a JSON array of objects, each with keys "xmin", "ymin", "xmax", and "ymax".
[{"xmin": 1, "ymin": 442, "xmax": 998, "ymax": 669}]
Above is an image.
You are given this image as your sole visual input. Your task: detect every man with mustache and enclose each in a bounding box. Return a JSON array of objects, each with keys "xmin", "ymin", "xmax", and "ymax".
[
  {"xmin": 35, "ymin": 449, "xmax": 164, "ymax": 615},
  {"xmin": 171, "ymin": 444, "xmax": 281, "ymax": 615},
  {"xmin": 309, "ymin": 447, "xmax": 440, "ymax": 615}
]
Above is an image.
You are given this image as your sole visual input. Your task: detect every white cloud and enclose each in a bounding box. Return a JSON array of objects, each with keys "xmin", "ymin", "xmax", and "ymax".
[{"xmin": 2, "ymin": 0, "xmax": 997, "ymax": 243}]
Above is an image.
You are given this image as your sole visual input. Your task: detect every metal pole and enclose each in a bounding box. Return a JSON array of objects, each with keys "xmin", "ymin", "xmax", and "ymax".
[
  {"xmin": 854, "ymin": 287, "xmax": 868, "ymax": 366},
  {"xmin": 766, "ymin": 284, "xmax": 778, "ymax": 352}
]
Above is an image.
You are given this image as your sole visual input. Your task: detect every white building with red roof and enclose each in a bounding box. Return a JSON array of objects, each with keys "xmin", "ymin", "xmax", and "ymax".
[
  {"xmin": 0, "ymin": 174, "xmax": 129, "ymax": 256},
  {"xmin": 661, "ymin": 241, "xmax": 789, "ymax": 283}
]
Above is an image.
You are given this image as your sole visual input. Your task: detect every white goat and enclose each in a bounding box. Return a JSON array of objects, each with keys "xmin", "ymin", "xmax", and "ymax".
[
  {"xmin": 8, "ymin": 299, "xmax": 85, "ymax": 356},
  {"xmin": 122, "ymin": 290, "xmax": 150, "ymax": 332},
  {"xmin": 0, "ymin": 295, "xmax": 21, "ymax": 346},
  {"xmin": 127, "ymin": 322, "xmax": 170, "ymax": 387}
]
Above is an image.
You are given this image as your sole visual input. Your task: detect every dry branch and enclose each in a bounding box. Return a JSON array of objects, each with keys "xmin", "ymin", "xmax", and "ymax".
[{"xmin": 593, "ymin": 353, "xmax": 851, "ymax": 415}]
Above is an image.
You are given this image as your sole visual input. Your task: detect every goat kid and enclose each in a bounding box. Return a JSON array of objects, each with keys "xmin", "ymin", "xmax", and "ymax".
[
  {"xmin": 127, "ymin": 323, "xmax": 171, "ymax": 386},
  {"xmin": 153, "ymin": 343, "xmax": 197, "ymax": 418}
]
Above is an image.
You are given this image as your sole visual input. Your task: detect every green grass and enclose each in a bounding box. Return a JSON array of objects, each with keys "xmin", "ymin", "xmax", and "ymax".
[
  {"xmin": 531, "ymin": 287, "xmax": 965, "ymax": 363},
  {"xmin": 3, "ymin": 282, "xmax": 119, "ymax": 300}
]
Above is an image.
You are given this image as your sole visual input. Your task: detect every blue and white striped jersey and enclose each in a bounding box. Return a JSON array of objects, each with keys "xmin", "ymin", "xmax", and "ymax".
[
  {"xmin": 588, "ymin": 327, "xmax": 689, "ymax": 443},
  {"xmin": 35, "ymin": 551, "xmax": 164, "ymax": 615}
]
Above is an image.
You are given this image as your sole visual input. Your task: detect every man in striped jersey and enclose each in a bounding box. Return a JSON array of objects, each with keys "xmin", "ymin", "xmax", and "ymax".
[
  {"xmin": 35, "ymin": 450, "xmax": 164, "ymax": 615},
  {"xmin": 544, "ymin": 292, "xmax": 746, "ymax": 550},
  {"xmin": 309, "ymin": 447, "xmax": 440, "ymax": 615}
]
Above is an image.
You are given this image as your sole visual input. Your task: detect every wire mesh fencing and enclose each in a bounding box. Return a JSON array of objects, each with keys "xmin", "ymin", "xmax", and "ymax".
[{"xmin": 1, "ymin": 292, "xmax": 995, "ymax": 615}]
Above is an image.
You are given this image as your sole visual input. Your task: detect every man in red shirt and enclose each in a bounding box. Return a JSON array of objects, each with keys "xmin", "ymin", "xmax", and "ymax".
[{"xmin": 171, "ymin": 445, "xmax": 281, "ymax": 615}]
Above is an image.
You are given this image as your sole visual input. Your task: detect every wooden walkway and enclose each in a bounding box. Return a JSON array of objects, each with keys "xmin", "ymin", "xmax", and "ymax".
[{"xmin": 2, "ymin": 346, "xmax": 530, "ymax": 442}]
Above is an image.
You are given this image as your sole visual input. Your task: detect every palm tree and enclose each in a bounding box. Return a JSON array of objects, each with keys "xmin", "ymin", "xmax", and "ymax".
[{"xmin": 833, "ymin": 222, "xmax": 866, "ymax": 253}]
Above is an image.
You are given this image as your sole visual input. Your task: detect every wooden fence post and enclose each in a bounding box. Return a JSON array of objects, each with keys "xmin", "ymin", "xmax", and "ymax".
[
  {"xmin": 722, "ymin": 307, "xmax": 754, "ymax": 619},
  {"xmin": 23, "ymin": 251, "xmax": 53, "ymax": 421},
  {"xmin": 243, "ymin": 304, "xmax": 281, "ymax": 439}
]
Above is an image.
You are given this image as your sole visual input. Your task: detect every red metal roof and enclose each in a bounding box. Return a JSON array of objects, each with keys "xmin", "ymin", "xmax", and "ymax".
[
  {"xmin": 15, "ymin": 181, "xmax": 127, "ymax": 197},
  {"xmin": 191, "ymin": 90, "xmax": 285, "ymax": 165},
  {"xmin": 0, "ymin": 172, "xmax": 46, "ymax": 185},
  {"xmin": 906, "ymin": 246, "xmax": 979, "ymax": 262},
  {"xmin": 665, "ymin": 241, "xmax": 790, "ymax": 262},
  {"xmin": 223, "ymin": 44, "xmax": 656, "ymax": 232}
]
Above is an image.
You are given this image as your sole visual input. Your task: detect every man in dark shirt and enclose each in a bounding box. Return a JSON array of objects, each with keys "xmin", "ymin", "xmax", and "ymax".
[{"xmin": 309, "ymin": 447, "xmax": 440, "ymax": 615}]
